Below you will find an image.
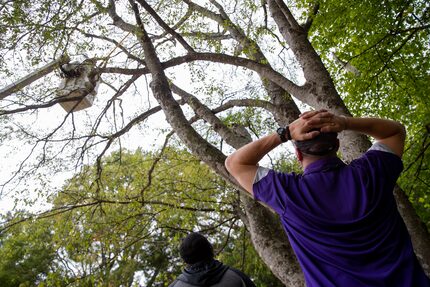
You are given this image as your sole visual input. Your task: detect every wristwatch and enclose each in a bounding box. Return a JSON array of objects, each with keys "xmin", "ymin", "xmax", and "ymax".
[{"xmin": 277, "ymin": 126, "xmax": 291, "ymax": 142}]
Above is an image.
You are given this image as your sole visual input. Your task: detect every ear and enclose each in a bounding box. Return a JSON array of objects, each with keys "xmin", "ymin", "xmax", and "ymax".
[{"xmin": 295, "ymin": 148, "xmax": 303, "ymax": 162}]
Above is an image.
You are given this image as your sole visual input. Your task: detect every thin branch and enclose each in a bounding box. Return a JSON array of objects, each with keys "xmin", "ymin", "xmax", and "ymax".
[
  {"xmin": 139, "ymin": 131, "xmax": 173, "ymax": 201},
  {"xmin": 107, "ymin": 0, "xmax": 138, "ymax": 33},
  {"xmin": 170, "ymin": 82, "xmax": 251, "ymax": 149},
  {"xmin": 80, "ymin": 30, "xmax": 145, "ymax": 65},
  {"xmin": 0, "ymin": 196, "xmax": 229, "ymax": 234},
  {"xmin": 0, "ymin": 94, "xmax": 94, "ymax": 116},
  {"xmin": 181, "ymin": 31, "xmax": 231, "ymax": 41},
  {"xmin": 404, "ymin": 137, "xmax": 430, "ymax": 173},
  {"xmin": 212, "ymin": 98, "xmax": 276, "ymax": 114},
  {"xmin": 216, "ymin": 217, "xmax": 237, "ymax": 256},
  {"xmin": 302, "ymin": 3, "xmax": 320, "ymax": 34},
  {"xmin": 135, "ymin": 0, "xmax": 195, "ymax": 53}
]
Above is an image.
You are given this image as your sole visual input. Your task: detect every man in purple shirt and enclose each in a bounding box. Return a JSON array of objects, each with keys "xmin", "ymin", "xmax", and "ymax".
[{"xmin": 225, "ymin": 110, "xmax": 430, "ymax": 286}]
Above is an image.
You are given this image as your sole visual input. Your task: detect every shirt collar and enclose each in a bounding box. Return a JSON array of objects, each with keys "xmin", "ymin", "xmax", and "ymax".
[{"xmin": 303, "ymin": 156, "xmax": 346, "ymax": 176}]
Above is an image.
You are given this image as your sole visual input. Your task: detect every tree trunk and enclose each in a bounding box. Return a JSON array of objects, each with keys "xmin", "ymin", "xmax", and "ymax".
[{"xmin": 394, "ymin": 186, "xmax": 430, "ymax": 276}]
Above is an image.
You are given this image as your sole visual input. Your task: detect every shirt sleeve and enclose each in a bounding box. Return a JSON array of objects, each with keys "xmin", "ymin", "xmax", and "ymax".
[
  {"xmin": 368, "ymin": 142, "xmax": 396, "ymax": 154},
  {"xmin": 352, "ymin": 142, "xmax": 404, "ymax": 188},
  {"xmin": 252, "ymin": 166, "xmax": 292, "ymax": 214}
]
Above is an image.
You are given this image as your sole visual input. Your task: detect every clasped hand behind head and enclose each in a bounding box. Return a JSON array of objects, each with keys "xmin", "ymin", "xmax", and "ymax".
[{"xmin": 288, "ymin": 109, "xmax": 346, "ymax": 142}]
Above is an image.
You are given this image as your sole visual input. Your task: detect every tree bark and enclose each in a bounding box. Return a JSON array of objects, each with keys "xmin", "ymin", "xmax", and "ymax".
[{"xmin": 394, "ymin": 186, "xmax": 430, "ymax": 276}]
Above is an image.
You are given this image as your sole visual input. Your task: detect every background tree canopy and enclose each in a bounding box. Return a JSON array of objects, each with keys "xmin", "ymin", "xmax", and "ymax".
[
  {"xmin": 0, "ymin": 0, "xmax": 429, "ymax": 286},
  {"xmin": 1, "ymin": 149, "xmax": 283, "ymax": 286}
]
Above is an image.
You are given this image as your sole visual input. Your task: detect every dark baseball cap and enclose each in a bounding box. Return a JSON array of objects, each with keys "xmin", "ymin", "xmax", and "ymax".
[{"xmin": 294, "ymin": 132, "xmax": 338, "ymax": 156}]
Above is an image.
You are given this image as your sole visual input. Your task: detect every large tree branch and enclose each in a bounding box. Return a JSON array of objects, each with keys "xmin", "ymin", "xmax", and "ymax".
[
  {"xmin": 394, "ymin": 186, "xmax": 430, "ymax": 276},
  {"xmin": 173, "ymin": 53, "xmax": 305, "ymax": 103},
  {"xmin": 97, "ymin": 50, "xmax": 304, "ymax": 124},
  {"xmin": 124, "ymin": 0, "xmax": 300, "ymax": 125},
  {"xmin": 273, "ymin": 0, "xmax": 303, "ymax": 30},
  {"xmin": 182, "ymin": 0, "xmax": 301, "ymax": 125},
  {"xmin": 208, "ymin": 0, "xmax": 229, "ymax": 19},
  {"xmin": 97, "ymin": 50, "xmax": 350, "ymax": 120},
  {"xmin": 97, "ymin": 53, "xmax": 301, "ymax": 94}
]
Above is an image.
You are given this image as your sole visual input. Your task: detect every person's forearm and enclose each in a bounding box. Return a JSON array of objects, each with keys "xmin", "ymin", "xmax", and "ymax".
[
  {"xmin": 342, "ymin": 116, "xmax": 406, "ymax": 157},
  {"xmin": 225, "ymin": 133, "xmax": 281, "ymax": 168},
  {"xmin": 344, "ymin": 117, "xmax": 405, "ymax": 141},
  {"xmin": 225, "ymin": 133, "xmax": 282, "ymax": 193},
  {"xmin": 225, "ymin": 112, "xmax": 324, "ymax": 193},
  {"xmin": 306, "ymin": 111, "xmax": 406, "ymax": 157}
]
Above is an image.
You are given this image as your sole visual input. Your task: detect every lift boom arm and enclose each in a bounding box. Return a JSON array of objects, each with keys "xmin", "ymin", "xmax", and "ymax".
[{"xmin": 0, "ymin": 54, "xmax": 70, "ymax": 100}]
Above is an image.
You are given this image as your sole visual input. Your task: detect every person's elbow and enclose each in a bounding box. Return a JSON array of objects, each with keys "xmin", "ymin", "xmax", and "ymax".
[
  {"xmin": 225, "ymin": 154, "xmax": 235, "ymax": 174},
  {"xmin": 388, "ymin": 121, "xmax": 406, "ymax": 158},
  {"xmin": 224, "ymin": 154, "xmax": 256, "ymax": 194},
  {"xmin": 225, "ymin": 154, "xmax": 243, "ymax": 180}
]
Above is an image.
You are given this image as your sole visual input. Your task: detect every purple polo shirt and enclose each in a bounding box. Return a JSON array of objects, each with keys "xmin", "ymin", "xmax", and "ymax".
[{"xmin": 253, "ymin": 143, "xmax": 430, "ymax": 287}]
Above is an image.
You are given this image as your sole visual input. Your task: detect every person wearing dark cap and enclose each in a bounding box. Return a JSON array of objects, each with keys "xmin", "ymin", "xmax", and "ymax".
[
  {"xmin": 225, "ymin": 110, "xmax": 430, "ymax": 287},
  {"xmin": 169, "ymin": 232, "xmax": 256, "ymax": 287}
]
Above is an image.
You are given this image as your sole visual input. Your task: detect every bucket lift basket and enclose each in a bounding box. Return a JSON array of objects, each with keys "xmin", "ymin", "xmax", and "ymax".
[
  {"xmin": 56, "ymin": 59, "xmax": 100, "ymax": 112},
  {"xmin": 0, "ymin": 55, "xmax": 100, "ymax": 113}
]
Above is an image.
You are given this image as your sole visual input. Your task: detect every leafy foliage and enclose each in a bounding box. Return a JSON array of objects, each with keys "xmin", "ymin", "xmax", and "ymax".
[
  {"xmin": 0, "ymin": 213, "xmax": 56, "ymax": 286},
  {"xmin": 0, "ymin": 148, "xmax": 281, "ymax": 286}
]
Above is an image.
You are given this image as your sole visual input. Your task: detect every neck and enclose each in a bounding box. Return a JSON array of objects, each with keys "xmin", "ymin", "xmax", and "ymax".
[{"xmin": 301, "ymin": 154, "xmax": 336, "ymax": 169}]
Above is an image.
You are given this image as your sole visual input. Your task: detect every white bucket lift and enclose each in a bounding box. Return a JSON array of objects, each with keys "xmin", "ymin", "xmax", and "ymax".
[
  {"xmin": 0, "ymin": 55, "xmax": 100, "ymax": 113},
  {"xmin": 56, "ymin": 59, "xmax": 100, "ymax": 112}
]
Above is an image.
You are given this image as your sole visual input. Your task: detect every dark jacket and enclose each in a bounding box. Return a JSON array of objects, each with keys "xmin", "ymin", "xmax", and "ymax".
[{"xmin": 169, "ymin": 259, "xmax": 256, "ymax": 287}]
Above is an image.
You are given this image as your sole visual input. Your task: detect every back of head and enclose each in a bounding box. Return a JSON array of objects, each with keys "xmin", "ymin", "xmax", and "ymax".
[
  {"xmin": 294, "ymin": 132, "xmax": 339, "ymax": 156},
  {"xmin": 180, "ymin": 232, "xmax": 214, "ymax": 264}
]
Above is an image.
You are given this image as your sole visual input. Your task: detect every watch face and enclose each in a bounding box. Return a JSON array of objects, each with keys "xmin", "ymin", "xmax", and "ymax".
[{"xmin": 277, "ymin": 127, "xmax": 286, "ymax": 142}]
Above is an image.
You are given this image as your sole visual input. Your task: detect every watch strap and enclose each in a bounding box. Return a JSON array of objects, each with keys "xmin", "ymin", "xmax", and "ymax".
[
  {"xmin": 285, "ymin": 125, "xmax": 292, "ymax": 141},
  {"xmin": 277, "ymin": 126, "xmax": 291, "ymax": 142}
]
